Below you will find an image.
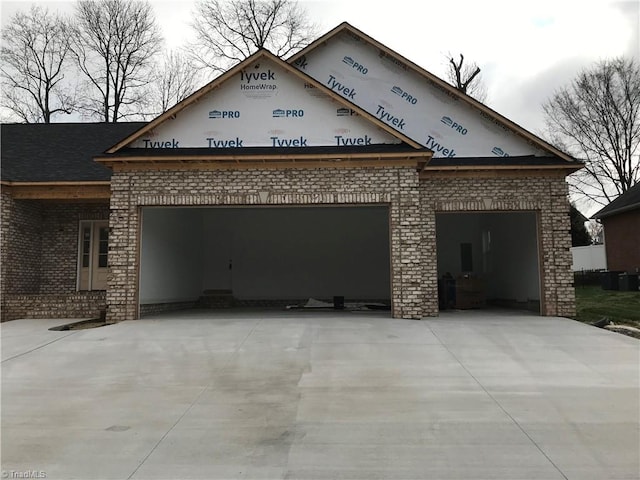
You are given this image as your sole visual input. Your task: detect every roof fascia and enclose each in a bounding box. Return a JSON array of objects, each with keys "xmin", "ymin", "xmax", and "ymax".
[{"xmin": 289, "ymin": 22, "xmax": 577, "ymax": 163}]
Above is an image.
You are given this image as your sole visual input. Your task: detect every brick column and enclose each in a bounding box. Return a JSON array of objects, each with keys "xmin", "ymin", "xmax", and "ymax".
[{"xmin": 107, "ymin": 175, "xmax": 140, "ymax": 322}]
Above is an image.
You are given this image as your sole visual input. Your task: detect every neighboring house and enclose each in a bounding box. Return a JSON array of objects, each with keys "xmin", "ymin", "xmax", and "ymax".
[
  {"xmin": 592, "ymin": 183, "xmax": 640, "ymax": 273},
  {"xmin": 0, "ymin": 23, "xmax": 582, "ymax": 322}
]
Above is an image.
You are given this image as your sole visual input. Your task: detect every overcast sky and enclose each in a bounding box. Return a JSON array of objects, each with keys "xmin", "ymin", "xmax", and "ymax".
[{"xmin": 1, "ymin": 0, "xmax": 638, "ymax": 136}]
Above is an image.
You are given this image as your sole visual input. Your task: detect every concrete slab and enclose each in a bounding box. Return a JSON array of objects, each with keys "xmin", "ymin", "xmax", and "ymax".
[{"xmin": 1, "ymin": 309, "xmax": 638, "ymax": 479}]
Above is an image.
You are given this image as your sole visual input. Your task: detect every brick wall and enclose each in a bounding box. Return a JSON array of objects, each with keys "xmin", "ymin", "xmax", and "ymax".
[
  {"xmin": 107, "ymin": 167, "xmax": 423, "ymax": 322},
  {"xmin": 419, "ymin": 175, "xmax": 575, "ymax": 318},
  {"xmin": 2, "ymin": 292, "xmax": 106, "ymax": 322},
  {"xmin": 1, "ymin": 192, "xmax": 42, "ymax": 295},
  {"xmin": 1, "ymin": 192, "xmax": 110, "ymax": 321},
  {"xmin": 602, "ymin": 210, "xmax": 640, "ymax": 273}
]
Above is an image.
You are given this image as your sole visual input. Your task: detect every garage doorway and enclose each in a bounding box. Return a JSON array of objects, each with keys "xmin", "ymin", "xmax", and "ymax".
[
  {"xmin": 138, "ymin": 205, "xmax": 391, "ymax": 315},
  {"xmin": 436, "ymin": 212, "xmax": 541, "ymax": 313}
]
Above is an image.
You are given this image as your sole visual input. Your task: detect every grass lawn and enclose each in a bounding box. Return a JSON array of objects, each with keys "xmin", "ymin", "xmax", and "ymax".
[{"xmin": 575, "ymin": 285, "xmax": 640, "ymax": 327}]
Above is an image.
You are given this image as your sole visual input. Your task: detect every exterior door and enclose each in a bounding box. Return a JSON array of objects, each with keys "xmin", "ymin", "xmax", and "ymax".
[{"xmin": 78, "ymin": 221, "xmax": 109, "ymax": 290}]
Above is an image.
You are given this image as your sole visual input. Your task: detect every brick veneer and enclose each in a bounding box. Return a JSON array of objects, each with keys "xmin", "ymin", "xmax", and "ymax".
[
  {"xmin": 419, "ymin": 175, "xmax": 575, "ymax": 318},
  {"xmin": 2, "ymin": 293, "xmax": 106, "ymax": 322},
  {"xmin": 2, "ymin": 170, "xmax": 576, "ymax": 322},
  {"xmin": 107, "ymin": 167, "xmax": 423, "ymax": 322},
  {"xmin": 1, "ymin": 192, "xmax": 42, "ymax": 295},
  {"xmin": 0, "ymin": 191, "xmax": 110, "ymax": 321}
]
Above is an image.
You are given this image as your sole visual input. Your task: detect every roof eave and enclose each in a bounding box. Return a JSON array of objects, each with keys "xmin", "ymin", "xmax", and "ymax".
[{"xmin": 592, "ymin": 203, "xmax": 640, "ymax": 220}]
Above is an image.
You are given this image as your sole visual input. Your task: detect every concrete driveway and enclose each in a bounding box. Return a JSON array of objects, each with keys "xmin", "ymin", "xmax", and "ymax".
[{"xmin": 1, "ymin": 309, "xmax": 638, "ymax": 480}]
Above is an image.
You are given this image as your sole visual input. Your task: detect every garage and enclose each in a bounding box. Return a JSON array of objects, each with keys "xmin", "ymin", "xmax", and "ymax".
[
  {"xmin": 139, "ymin": 205, "xmax": 391, "ymax": 315},
  {"xmin": 435, "ymin": 212, "xmax": 541, "ymax": 313}
]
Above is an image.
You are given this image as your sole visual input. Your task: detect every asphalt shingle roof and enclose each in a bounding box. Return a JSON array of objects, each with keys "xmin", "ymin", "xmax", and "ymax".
[
  {"xmin": 1, "ymin": 122, "xmax": 146, "ymax": 182},
  {"xmin": 592, "ymin": 183, "xmax": 640, "ymax": 219}
]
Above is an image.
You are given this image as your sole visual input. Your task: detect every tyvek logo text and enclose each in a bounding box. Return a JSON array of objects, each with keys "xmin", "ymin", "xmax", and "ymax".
[
  {"xmin": 425, "ymin": 135, "xmax": 456, "ymax": 157},
  {"xmin": 336, "ymin": 108, "xmax": 357, "ymax": 117},
  {"xmin": 207, "ymin": 137, "xmax": 244, "ymax": 147},
  {"xmin": 342, "ymin": 56, "xmax": 368, "ymax": 75},
  {"xmin": 492, "ymin": 147, "xmax": 509, "ymax": 157},
  {"xmin": 391, "ymin": 86, "xmax": 418, "ymax": 105},
  {"xmin": 327, "ymin": 75, "xmax": 356, "ymax": 99},
  {"xmin": 440, "ymin": 116, "xmax": 468, "ymax": 135},
  {"xmin": 142, "ymin": 138, "xmax": 179, "ymax": 148},
  {"xmin": 273, "ymin": 109, "xmax": 304, "ymax": 118},
  {"xmin": 240, "ymin": 68, "xmax": 277, "ymax": 91},
  {"xmin": 209, "ymin": 110, "xmax": 240, "ymax": 119},
  {"xmin": 376, "ymin": 105, "xmax": 405, "ymax": 130}
]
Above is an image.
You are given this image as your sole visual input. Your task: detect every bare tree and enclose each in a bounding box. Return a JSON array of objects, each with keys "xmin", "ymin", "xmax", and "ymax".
[
  {"xmin": 445, "ymin": 53, "xmax": 488, "ymax": 103},
  {"xmin": 149, "ymin": 50, "xmax": 201, "ymax": 115},
  {"xmin": 543, "ymin": 57, "xmax": 640, "ymax": 207},
  {"xmin": 70, "ymin": 0, "xmax": 162, "ymax": 122},
  {"xmin": 0, "ymin": 6, "xmax": 75, "ymax": 123},
  {"xmin": 586, "ymin": 220, "xmax": 604, "ymax": 245},
  {"xmin": 190, "ymin": 0, "xmax": 318, "ymax": 73}
]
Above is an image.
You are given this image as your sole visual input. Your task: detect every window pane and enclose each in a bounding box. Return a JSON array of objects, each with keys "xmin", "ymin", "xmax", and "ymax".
[
  {"xmin": 98, "ymin": 227, "xmax": 108, "ymax": 267},
  {"xmin": 82, "ymin": 227, "xmax": 91, "ymax": 267}
]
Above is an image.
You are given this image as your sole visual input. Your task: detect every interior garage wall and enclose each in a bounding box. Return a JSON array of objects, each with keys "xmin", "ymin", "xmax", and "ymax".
[
  {"xmin": 140, "ymin": 208, "xmax": 204, "ymax": 304},
  {"xmin": 487, "ymin": 213, "xmax": 539, "ymax": 302},
  {"xmin": 201, "ymin": 206, "xmax": 390, "ymax": 300}
]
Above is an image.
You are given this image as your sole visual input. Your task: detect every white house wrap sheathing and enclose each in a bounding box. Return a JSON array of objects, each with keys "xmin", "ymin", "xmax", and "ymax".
[
  {"xmin": 130, "ymin": 57, "xmax": 400, "ymax": 149},
  {"xmin": 292, "ymin": 29, "xmax": 548, "ymax": 158}
]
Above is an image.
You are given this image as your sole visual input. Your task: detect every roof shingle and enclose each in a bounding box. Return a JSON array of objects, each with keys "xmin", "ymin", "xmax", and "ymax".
[
  {"xmin": 593, "ymin": 183, "xmax": 640, "ymax": 219},
  {"xmin": 1, "ymin": 122, "xmax": 146, "ymax": 182}
]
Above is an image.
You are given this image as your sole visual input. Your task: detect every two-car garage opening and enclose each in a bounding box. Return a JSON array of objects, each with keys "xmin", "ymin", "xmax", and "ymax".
[{"xmin": 139, "ymin": 205, "xmax": 391, "ymax": 315}]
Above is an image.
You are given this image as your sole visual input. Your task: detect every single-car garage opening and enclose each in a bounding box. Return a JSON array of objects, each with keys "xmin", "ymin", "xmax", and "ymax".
[
  {"xmin": 139, "ymin": 205, "xmax": 391, "ymax": 316},
  {"xmin": 436, "ymin": 212, "xmax": 541, "ymax": 313}
]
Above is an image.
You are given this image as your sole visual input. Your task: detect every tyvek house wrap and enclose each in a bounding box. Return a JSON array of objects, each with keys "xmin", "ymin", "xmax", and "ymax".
[
  {"xmin": 129, "ymin": 56, "xmax": 401, "ymax": 149},
  {"xmin": 291, "ymin": 29, "xmax": 548, "ymax": 158}
]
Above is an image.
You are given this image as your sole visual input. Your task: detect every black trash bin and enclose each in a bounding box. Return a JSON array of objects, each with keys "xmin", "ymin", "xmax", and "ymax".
[
  {"xmin": 333, "ymin": 296, "xmax": 345, "ymax": 310},
  {"xmin": 601, "ymin": 271, "xmax": 623, "ymax": 290},
  {"xmin": 618, "ymin": 273, "xmax": 639, "ymax": 291}
]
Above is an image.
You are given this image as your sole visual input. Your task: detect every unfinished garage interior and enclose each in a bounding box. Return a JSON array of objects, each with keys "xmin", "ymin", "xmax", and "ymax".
[{"xmin": 435, "ymin": 212, "xmax": 541, "ymax": 313}]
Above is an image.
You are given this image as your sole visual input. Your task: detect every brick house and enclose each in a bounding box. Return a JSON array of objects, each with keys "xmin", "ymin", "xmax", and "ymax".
[
  {"xmin": 0, "ymin": 23, "xmax": 582, "ymax": 322},
  {"xmin": 592, "ymin": 183, "xmax": 640, "ymax": 273}
]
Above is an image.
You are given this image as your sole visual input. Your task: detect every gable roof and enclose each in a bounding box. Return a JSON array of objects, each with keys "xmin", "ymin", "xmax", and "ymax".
[
  {"xmin": 106, "ymin": 48, "xmax": 420, "ymax": 154},
  {"xmin": 1, "ymin": 122, "xmax": 145, "ymax": 183},
  {"xmin": 288, "ymin": 22, "xmax": 578, "ymax": 163},
  {"xmin": 592, "ymin": 183, "xmax": 640, "ymax": 219}
]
